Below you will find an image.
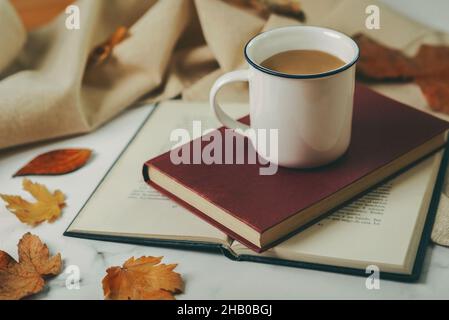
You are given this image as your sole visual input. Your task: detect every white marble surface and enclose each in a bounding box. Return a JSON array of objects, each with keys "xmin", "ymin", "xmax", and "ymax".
[{"xmin": 1, "ymin": 1, "xmax": 449, "ymax": 300}]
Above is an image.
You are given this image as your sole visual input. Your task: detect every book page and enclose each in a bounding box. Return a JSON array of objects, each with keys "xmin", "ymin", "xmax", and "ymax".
[
  {"xmin": 67, "ymin": 102, "xmax": 249, "ymax": 245},
  {"xmin": 231, "ymin": 152, "xmax": 443, "ymax": 273}
]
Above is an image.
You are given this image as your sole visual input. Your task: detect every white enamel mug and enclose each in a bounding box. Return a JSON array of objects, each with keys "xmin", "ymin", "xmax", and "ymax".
[{"xmin": 210, "ymin": 26, "xmax": 359, "ymax": 168}]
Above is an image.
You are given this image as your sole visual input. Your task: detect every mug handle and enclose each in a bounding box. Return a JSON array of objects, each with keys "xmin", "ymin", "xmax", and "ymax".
[{"xmin": 210, "ymin": 70, "xmax": 250, "ymax": 131}]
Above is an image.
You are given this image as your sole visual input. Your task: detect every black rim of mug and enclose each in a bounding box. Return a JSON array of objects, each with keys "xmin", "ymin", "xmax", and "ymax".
[{"xmin": 244, "ymin": 26, "xmax": 360, "ymax": 80}]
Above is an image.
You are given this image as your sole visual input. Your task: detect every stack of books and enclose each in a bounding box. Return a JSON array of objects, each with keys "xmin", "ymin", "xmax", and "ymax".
[{"xmin": 66, "ymin": 86, "xmax": 449, "ymax": 281}]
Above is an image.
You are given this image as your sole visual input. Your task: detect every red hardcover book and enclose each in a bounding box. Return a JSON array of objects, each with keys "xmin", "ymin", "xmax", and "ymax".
[{"xmin": 143, "ymin": 86, "xmax": 449, "ymax": 252}]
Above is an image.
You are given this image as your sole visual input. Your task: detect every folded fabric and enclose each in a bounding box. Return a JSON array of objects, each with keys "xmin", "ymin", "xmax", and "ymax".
[
  {"xmin": 1, "ymin": 0, "xmax": 449, "ymax": 246},
  {"xmin": 0, "ymin": 1, "xmax": 26, "ymax": 72},
  {"xmin": 1, "ymin": 0, "xmax": 446, "ymax": 149}
]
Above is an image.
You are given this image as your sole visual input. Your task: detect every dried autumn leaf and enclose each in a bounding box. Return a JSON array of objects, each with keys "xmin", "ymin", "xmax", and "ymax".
[
  {"xmin": 224, "ymin": 0, "xmax": 305, "ymax": 21},
  {"xmin": 263, "ymin": 0, "xmax": 305, "ymax": 21},
  {"xmin": 0, "ymin": 179, "xmax": 65, "ymax": 226},
  {"xmin": 88, "ymin": 26, "xmax": 129, "ymax": 67},
  {"xmin": 415, "ymin": 76, "xmax": 449, "ymax": 113},
  {"xmin": 411, "ymin": 45, "xmax": 449, "ymax": 112},
  {"xmin": 353, "ymin": 33, "xmax": 417, "ymax": 81},
  {"xmin": 14, "ymin": 148, "xmax": 92, "ymax": 177},
  {"xmin": 0, "ymin": 233, "xmax": 62, "ymax": 300},
  {"xmin": 353, "ymin": 34, "xmax": 449, "ymax": 113},
  {"xmin": 102, "ymin": 256, "xmax": 184, "ymax": 300},
  {"xmin": 414, "ymin": 45, "xmax": 449, "ymax": 78}
]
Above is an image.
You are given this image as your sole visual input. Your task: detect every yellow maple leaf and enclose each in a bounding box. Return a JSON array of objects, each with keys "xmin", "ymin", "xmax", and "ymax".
[
  {"xmin": 102, "ymin": 256, "xmax": 184, "ymax": 300},
  {"xmin": 0, "ymin": 179, "xmax": 65, "ymax": 226}
]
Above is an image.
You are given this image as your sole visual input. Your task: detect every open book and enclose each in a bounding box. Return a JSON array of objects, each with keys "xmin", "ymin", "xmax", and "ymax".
[
  {"xmin": 65, "ymin": 101, "xmax": 448, "ymax": 281},
  {"xmin": 143, "ymin": 87, "xmax": 449, "ymax": 252}
]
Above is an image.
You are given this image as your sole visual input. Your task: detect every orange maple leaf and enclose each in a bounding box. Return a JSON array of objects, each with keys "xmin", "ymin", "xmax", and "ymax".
[
  {"xmin": 102, "ymin": 256, "xmax": 184, "ymax": 300},
  {"xmin": 0, "ymin": 179, "xmax": 65, "ymax": 226},
  {"xmin": 0, "ymin": 233, "xmax": 62, "ymax": 300}
]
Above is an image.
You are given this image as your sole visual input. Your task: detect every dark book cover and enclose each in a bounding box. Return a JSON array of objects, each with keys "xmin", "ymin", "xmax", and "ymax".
[{"xmin": 143, "ymin": 86, "xmax": 449, "ymax": 252}]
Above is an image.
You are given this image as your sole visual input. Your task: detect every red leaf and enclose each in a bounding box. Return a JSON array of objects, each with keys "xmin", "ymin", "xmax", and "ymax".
[
  {"xmin": 415, "ymin": 76, "xmax": 449, "ymax": 113},
  {"xmin": 353, "ymin": 33, "xmax": 417, "ymax": 81},
  {"xmin": 14, "ymin": 149, "xmax": 92, "ymax": 177}
]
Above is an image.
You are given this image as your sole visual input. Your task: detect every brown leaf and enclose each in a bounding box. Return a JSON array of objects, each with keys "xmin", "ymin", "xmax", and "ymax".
[
  {"xmin": 88, "ymin": 26, "xmax": 129, "ymax": 67},
  {"xmin": 263, "ymin": 0, "xmax": 305, "ymax": 21},
  {"xmin": 0, "ymin": 179, "xmax": 65, "ymax": 226},
  {"xmin": 413, "ymin": 45, "xmax": 449, "ymax": 112},
  {"xmin": 354, "ymin": 34, "xmax": 449, "ymax": 113},
  {"xmin": 102, "ymin": 256, "xmax": 184, "ymax": 300},
  {"xmin": 416, "ymin": 76, "xmax": 449, "ymax": 113},
  {"xmin": 414, "ymin": 45, "xmax": 449, "ymax": 78},
  {"xmin": 353, "ymin": 33, "xmax": 417, "ymax": 81},
  {"xmin": 224, "ymin": 0, "xmax": 305, "ymax": 21},
  {"xmin": 14, "ymin": 149, "xmax": 92, "ymax": 177},
  {"xmin": 0, "ymin": 233, "xmax": 62, "ymax": 300}
]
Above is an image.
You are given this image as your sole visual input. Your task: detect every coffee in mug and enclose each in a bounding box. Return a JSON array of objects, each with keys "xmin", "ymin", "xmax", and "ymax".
[
  {"xmin": 260, "ymin": 50, "xmax": 346, "ymax": 75},
  {"xmin": 209, "ymin": 26, "xmax": 359, "ymax": 168}
]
